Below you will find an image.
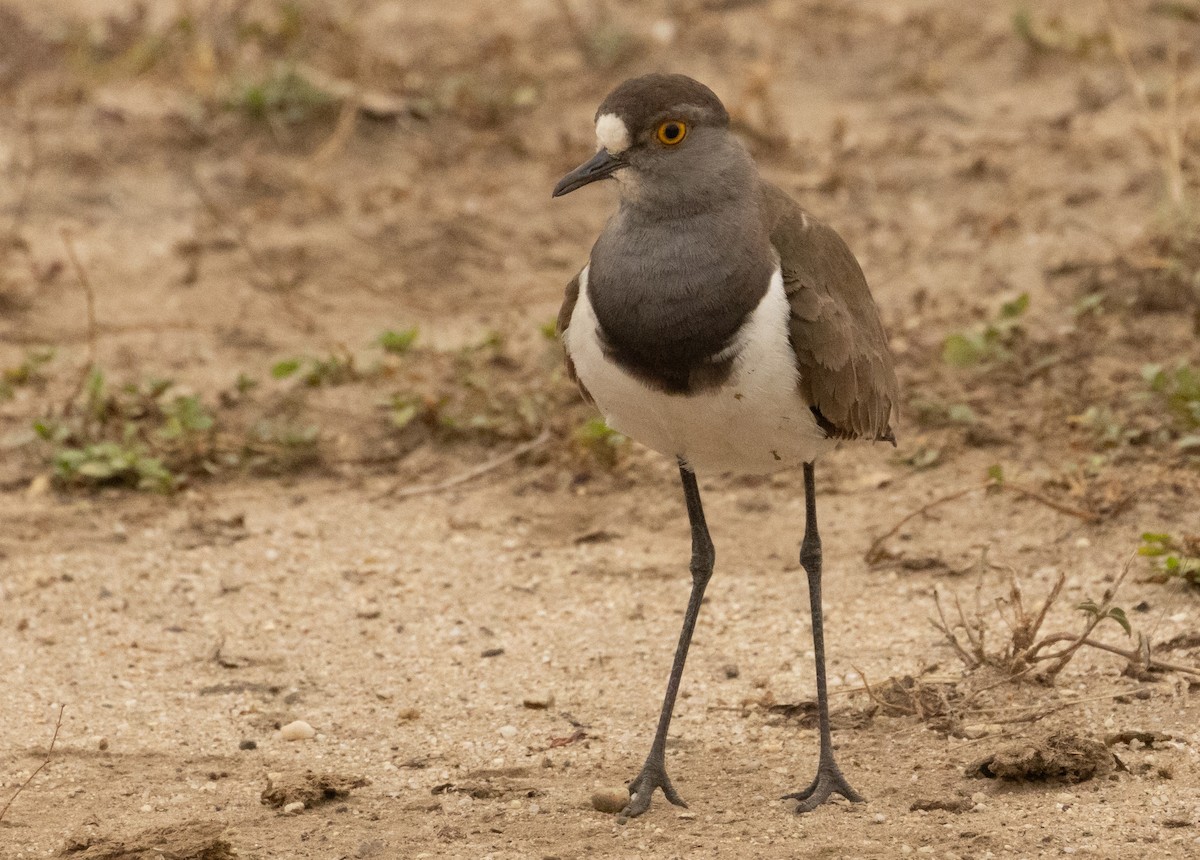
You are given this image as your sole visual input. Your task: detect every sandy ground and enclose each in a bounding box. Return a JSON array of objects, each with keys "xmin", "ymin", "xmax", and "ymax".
[{"xmin": 2, "ymin": 1, "xmax": 1200, "ymax": 858}]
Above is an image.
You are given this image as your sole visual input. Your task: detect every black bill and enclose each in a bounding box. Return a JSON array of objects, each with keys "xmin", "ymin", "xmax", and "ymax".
[{"xmin": 552, "ymin": 149, "xmax": 624, "ymax": 197}]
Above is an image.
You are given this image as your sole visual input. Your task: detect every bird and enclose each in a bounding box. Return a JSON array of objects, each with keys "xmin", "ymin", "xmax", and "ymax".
[{"xmin": 551, "ymin": 74, "xmax": 899, "ymax": 818}]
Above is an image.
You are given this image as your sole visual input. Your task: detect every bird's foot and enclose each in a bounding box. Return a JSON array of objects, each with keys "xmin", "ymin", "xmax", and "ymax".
[
  {"xmin": 620, "ymin": 761, "xmax": 687, "ymax": 820},
  {"xmin": 782, "ymin": 760, "xmax": 865, "ymax": 814}
]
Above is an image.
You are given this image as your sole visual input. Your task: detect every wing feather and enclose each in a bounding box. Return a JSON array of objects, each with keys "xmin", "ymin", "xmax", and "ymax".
[{"xmin": 762, "ymin": 183, "xmax": 899, "ymax": 443}]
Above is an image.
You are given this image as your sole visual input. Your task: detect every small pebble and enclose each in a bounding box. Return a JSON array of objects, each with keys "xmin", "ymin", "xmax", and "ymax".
[
  {"xmin": 722, "ymin": 664, "xmax": 740, "ymax": 679},
  {"xmin": 522, "ymin": 692, "xmax": 555, "ymax": 710},
  {"xmin": 872, "ymin": 813, "xmax": 887, "ymax": 823},
  {"xmin": 591, "ymin": 787, "xmax": 629, "ymax": 814},
  {"xmin": 498, "ymin": 725, "xmax": 518, "ymax": 739},
  {"xmin": 139, "ymin": 804, "xmax": 152, "ymax": 813},
  {"xmin": 283, "ymin": 801, "xmax": 304, "ymax": 815},
  {"xmin": 96, "ymin": 736, "xmax": 109, "ymax": 751},
  {"xmin": 239, "ymin": 739, "xmax": 257, "ymax": 750},
  {"xmin": 280, "ymin": 720, "xmax": 316, "ymax": 741}
]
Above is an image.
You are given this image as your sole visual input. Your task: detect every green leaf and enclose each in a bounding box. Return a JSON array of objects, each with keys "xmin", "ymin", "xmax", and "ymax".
[
  {"xmin": 85, "ymin": 367, "xmax": 106, "ymax": 400},
  {"xmin": 947, "ymin": 404, "xmax": 977, "ymax": 424},
  {"xmin": 942, "ymin": 334, "xmax": 984, "ymax": 367},
  {"xmin": 1106, "ymin": 606, "xmax": 1131, "ymax": 636},
  {"xmin": 378, "ymin": 328, "xmax": 419, "ymax": 355},
  {"xmin": 272, "ymin": 359, "xmax": 302, "ymax": 379},
  {"xmin": 986, "ymin": 464, "xmax": 1004, "ymax": 484},
  {"xmin": 999, "ymin": 292, "xmax": 1030, "ymax": 319},
  {"xmin": 1071, "ymin": 292, "xmax": 1104, "ymax": 317},
  {"xmin": 390, "ymin": 402, "xmax": 419, "ymax": 430},
  {"xmin": 235, "ymin": 372, "xmax": 258, "ymax": 394}
]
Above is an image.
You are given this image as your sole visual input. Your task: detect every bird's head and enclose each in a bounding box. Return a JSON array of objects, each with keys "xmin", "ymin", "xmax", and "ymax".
[{"xmin": 552, "ymin": 74, "xmax": 753, "ymax": 211}]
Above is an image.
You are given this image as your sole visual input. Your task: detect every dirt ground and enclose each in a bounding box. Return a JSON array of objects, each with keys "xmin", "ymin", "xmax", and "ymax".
[{"xmin": 2, "ymin": 1, "xmax": 1200, "ymax": 858}]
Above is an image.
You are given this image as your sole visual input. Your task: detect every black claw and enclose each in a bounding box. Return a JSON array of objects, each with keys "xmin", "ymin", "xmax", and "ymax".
[
  {"xmin": 620, "ymin": 766, "xmax": 687, "ymax": 819},
  {"xmin": 783, "ymin": 764, "xmax": 865, "ymax": 813}
]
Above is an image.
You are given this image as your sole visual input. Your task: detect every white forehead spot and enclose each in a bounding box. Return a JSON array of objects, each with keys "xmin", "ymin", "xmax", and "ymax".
[{"xmin": 595, "ymin": 113, "xmax": 630, "ymax": 154}]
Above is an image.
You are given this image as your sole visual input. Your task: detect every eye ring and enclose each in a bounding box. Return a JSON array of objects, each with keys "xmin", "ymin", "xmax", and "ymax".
[{"xmin": 656, "ymin": 120, "xmax": 687, "ymax": 145}]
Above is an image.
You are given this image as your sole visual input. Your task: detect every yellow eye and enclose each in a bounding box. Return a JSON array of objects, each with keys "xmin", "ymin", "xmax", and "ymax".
[{"xmin": 656, "ymin": 120, "xmax": 687, "ymax": 145}]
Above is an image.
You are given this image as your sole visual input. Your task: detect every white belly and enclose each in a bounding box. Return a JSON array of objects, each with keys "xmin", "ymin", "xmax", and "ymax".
[{"xmin": 565, "ymin": 267, "xmax": 835, "ymax": 475}]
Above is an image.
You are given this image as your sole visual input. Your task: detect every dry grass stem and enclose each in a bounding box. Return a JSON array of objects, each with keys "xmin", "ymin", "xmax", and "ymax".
[
  {"xmin": 1104, "ymin": 1, "xmax": 1187, "ymax": 208},
  {"xmin": 0, "ymin": 704, "xmax": 65, "ymax": 824},
  {"xmin": 376, "ymin": 428, "xmax": 551, "ymax": 500},
  {"xmin": 185, "ymin": 169, "xmax": 319, "ymax": 333},
  {"xmin": 929, "ymin": 554, "xmax": 1198, "ymax": 685},
  {"xmin": 867, "ymin": 480, "xmax": 1102, "ymax": 564}
]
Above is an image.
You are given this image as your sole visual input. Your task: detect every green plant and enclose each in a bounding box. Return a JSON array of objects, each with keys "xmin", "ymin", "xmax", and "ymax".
[
  {"xmin": 573, "ymin": 418, "xmax": 625, "ymax": 467},
  {"xmin": 0, "ymin": 348, "xmax": 54, "ymax": 400},
  {"xmin": 31, "ymin": 370, "xmax": 222, "ymax": 490},
  {"xmin": 942, "ymin": 293, "xmax": 1029, "ymax": 368},
  {"xmin": 1143, "ymin": 362, "xmax": 1200, "ymax": 439},
  {"xmin": 1010, "ymin": 8, "xmax": 1105, "ymax": 56},
  {"xmin": 54, "ymin": 441, "xmax": 174, "ymax": 492},
  {"xmin": 272, "ymin": 353, "xmax": 359, "ymax": 387},
  {"xmin": 378, "ymin": 328, "xmax": 419, "ymax": 355},
  {"xmin": 1140, "ymin": 532, "xmax": 1200, "ymax": 585},
  {"xmin": 1076, "ymin": 600, "xmax": 1131, "ymax": 635},
  {"xmin": 159, "ymin": 394, "xmax": 215, "ymax": 440},
  {"xmin": 386, "ymin": 393, "xmax": 434, "ymax": 430},
  {"xmin": 1073, "ymin": 405, "xmax": 1126, "ymax": 448},
  {"xmin": 243, "ymin": 419, "xmax": 320, "ymax": 474},
  {"xmin": 227, "ymin": 65, "xmax": 334, "ymax": 123}
]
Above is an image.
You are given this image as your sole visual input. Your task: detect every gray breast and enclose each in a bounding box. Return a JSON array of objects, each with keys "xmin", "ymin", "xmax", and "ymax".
[{"xmin": 587, "ymin": 203, "xmax": 776, "ymax": 395}]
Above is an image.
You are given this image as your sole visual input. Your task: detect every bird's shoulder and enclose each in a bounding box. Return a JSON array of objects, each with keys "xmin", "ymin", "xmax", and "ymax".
[
  {"xmin": 557, "ymin": 269, "xmax": 581, "ymax": 340},
  {"xmin": 760, "ymin": 182, "xmax": 900, "ymax": 443},
  {"xmin": 556, "ymin": 269, "xmax": 594, "ymax": 404}
]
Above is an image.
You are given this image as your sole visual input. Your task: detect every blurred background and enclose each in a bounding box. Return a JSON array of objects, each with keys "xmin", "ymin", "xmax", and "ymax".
[
  {"xmin": 0, "ymin": 0, "xmax": 1197, "ymax": 491},
  {"xmin": 2, "ymin": 3, "xmax": 1200, "ymax": 857}
]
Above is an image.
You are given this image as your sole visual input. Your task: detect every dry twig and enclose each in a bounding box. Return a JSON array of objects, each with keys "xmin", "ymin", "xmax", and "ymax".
[
  {"xmin": 867, "ymin": 479, "xmax": 1101, "ymax": 564},
  {"xmin": 185, "ymin": 169, "xmax": 319, "ymax": 333},
  {"xmin": 1027, "ymin": 555, "xmax": 1133, "ymax": 680},
  {"xmin": 866, "ymin": 484, "xmax": 979, "ymax": 564},
  {"xmin": 59, "ymin": 229, "xmax": 97, "ymax": 369},
  {"xmin": 0, "ymin": 704, "xmax": 65, "ymax": 824},
  {"xmin": 376, "ymin": 428, "xmax": 551, "ymax": 500},
  {"xmin": 1031, "ymin": 632, "xmax": 1200, "ymax": 678},
  {"xmin": 58, "ymin": 229, "xmax": 99, "ymax": 416},
  {"xmin": 1104, "ymin": 0, "xmax": 1187, "ymax": 208},
  {"xmin": 6, "ymin": 105, "xmax": 39, "ymax": 241}
]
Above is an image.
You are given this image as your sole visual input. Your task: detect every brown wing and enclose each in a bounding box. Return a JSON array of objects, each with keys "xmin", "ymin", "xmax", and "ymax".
[
  {"xmin": 763, "ymin": 183, "xmax": 899, "ymax": 443},
  {"xmin": 557, "ymin": 270, "xmax": 594, "ymax": 405}
]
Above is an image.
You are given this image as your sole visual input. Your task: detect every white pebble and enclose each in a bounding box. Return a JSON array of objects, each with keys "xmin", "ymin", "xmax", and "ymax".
[
  {"xmin": 283, "ymin": 801, "xmax": 304, "ymax": 814},
  {"xmin": 498, "ymin": 725, "xmax": 517, "ymax": 739},
  {"xmin": 280, "ymin": 720, "xmax": 316, "ymax": 741},
  {"xmin": 139, "ymin": 804, "xmax": 152, "ymax": 813},
  {"xmin": 873, "ymin": 813, "xmax": 887, "ymax": 823}
]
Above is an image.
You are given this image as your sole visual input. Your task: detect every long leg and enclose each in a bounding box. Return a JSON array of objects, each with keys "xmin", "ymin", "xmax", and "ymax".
[
  {"xmin": 622, "ymin": 460, "xmax": 715, "ymax": 819},
  {"xmin": 782, "ymin": 461, "xmax": 865, "ymax": 812}
]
